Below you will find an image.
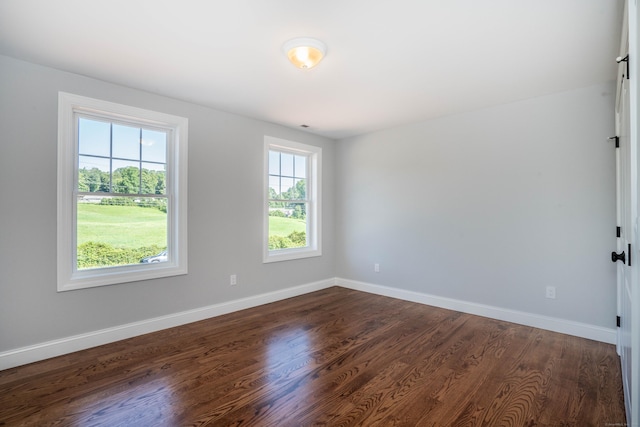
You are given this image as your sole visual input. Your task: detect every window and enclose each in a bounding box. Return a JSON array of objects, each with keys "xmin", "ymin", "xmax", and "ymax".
[
  {"xmin": 57, "ymin": 92, "xmax": 188, "ymax": 291},
  {"xmin": 264, "ymin": 136, "xmax": 322, "ymax": 262}
]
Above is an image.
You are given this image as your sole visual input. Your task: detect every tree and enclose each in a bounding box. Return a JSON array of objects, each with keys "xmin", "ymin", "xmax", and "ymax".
[
  {"xmin": 279, "ymin": 179, "xmax": 306, "ymax": 201},
  {"xmin": 79, "ymin": 167, "xmax": 166, "ymax": 195},
  {"xmin": 294, "ymin": 179, "xmax": 306, "ymax": 199},
  {"xmin": 269, "ymin": 187, "xmax": 284, "ymax": 208},
  {"xmin": 78, "ymin": 167, "xmax": 109, "ymax": 192},
  {"xmin": 141, "ymin": 169, "xmax": 155, "ymax": 194},
  {"xmin": 291, "ymin": 204, "xmax": 305, "ymax": 219},
  {"xmin": 113, "ymin": 166, "xmax": 140, "ymax": 194},
  {"xmin": 78, "ymin": 169, "xmax": 89, "ymax": 192},
  {"xmin": 154, "ymin": 171, "xmax": 166, "ymax": 194}
]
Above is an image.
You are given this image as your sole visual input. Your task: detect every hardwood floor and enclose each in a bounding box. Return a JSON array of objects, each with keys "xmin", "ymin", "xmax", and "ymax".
[{"xmin": 0, "ymin": 287, "xmax": 626, "ymax": 426}]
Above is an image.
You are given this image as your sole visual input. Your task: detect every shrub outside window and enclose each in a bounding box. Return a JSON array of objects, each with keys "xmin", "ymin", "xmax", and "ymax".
[{"xmin": 57, "ymin": 92, "xmax": 188, "ymax": 291}]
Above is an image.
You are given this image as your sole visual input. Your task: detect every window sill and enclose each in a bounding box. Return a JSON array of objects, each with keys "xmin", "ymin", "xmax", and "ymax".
[
  {"xmin": 58, "ymin": 261, "xmax": 187, "ymax": 292},
  {"xmin": 263, "ymin": 247, "xmax": 322, "ymax": 263}
]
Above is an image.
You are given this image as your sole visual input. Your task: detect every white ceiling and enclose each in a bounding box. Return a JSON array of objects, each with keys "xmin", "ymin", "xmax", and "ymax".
[{"xmin": 0, "ymin": 0, "xmax": 624, "ymax": 139}]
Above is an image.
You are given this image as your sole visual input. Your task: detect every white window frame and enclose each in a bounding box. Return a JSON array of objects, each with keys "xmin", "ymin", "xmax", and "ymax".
[
  {"xmin": 264, "ymin": 136, "xmax": 322, "ymax": 263},
  {"xmin": 57, "ymin": 92, "xmax": 188, "ymax": 291}
]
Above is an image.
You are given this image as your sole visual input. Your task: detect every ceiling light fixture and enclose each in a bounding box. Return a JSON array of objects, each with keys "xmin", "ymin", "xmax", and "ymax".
[{"xmin": 283, "ymin": 37, "xmax": 326, "ymax": 70}]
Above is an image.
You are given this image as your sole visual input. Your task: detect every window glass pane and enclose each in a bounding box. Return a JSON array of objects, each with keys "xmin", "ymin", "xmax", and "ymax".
[
  {"xmin": 281, "ymin": 177, "xmax": 295, "ymax": 199},
  {"xmin": 141, "ymin": 163, "xmax": 166, "ymax": 195},
  {"xmin": 269, "ymin": 175, "xmax": 280, "ymax": 199},
  {"xmin": 268, "ymin": 201, "xmax": 285, "ymax": 215},
  {"xmin": 141, "ymin": 129, "xmax": 167, "ymax": 163},
  {"xmin": 294, "ymin": 155, "xmax": 306, "ymax": 178},
  {"xmin": 78, "ymin": 156, "xmax": 110, "ymax": 192},
  {"xmin": 269, "ymin": 151, "xmax": 280, "ymax": 175},
  {"xmin": 281, "ymin": 152, "xmax": 294, "ymax": 177},
  {"xmin": 78, "ymin": 117, "xmax": 110, "ymax": 157},
  {"xmin": 112, "ymin": 160, "xmax": 140, "ymax": 194},
  {"xmin": 268, "ymin": 201, "xmax": 307, "ymax": 250},
  {"xmin": 293, "ymin": 178, "xmax": 306, "ymax": 200},
  {"xmin": 76, "ymin": 196, "xmax": 168, "ymax": 270},
  {"xmin": 112, "ymin": 124, "xmax": 140, "ymax": 160}
]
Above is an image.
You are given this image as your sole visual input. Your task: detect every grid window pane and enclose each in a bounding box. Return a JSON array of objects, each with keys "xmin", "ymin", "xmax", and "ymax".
[
  {"xmin": 112, "ymin": 160, "xmax": 140, "ymax": 194},
  {"xmin": 267, "ymin": 145, "xmax": 314, "ymax": 253},
  {"xmin": 112, "ymin": 124, "xmax": 140, "ymax": 160},
  {"xmin": 294, "ymin": 155, "xmax": 306, "ymax": 178},
  {"xmin": 268, "ymin": 201, "xmax": 308, "ymax": 249},
  {"xmin": 281, "ymin": 177, "xmax": 295, "ymax": 199},
  {"xmin": 142, "ymin": 163, "xmax": 166, "ymax": 195},
  {"xmin": 76, "ymin": 197, "xmax": 168, "ymax": 270},
  {"xmin": 141, "ymin": 129, "xmax": 167, "ymax": 163},
  {"xmin": 269, "ymin": 151, "xmax": 280, "ymax": 175},
  {"xmin": 293, "ymin": 178, "xmax": 306, "ymax": 200},
  {"xmin": 269, "ymin": 175, "xmax": 280, "ymax": 198},
  {"xmin": 77, "ymin": 119, "xmax": 168, "ymax": 197},
  {"xmin": 78, "ymin": 117, "xmax": 110, "ymax": 157},
  {"xmin": 78, "ymin": 156, "xmax": 110, "ymax": 193},
  {"xmin": 281, "ymin": 153, "xmax": 294, "ymax": 177}
]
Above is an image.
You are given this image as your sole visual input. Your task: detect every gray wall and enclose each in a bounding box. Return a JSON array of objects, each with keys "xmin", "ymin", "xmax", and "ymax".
[
  {"xmin": 0, "ymin": 55, "xmax": 336, "ymax": 352},
  {"xmin": 0, "ymin": 52, "xmax": 618, "ymax": 354},
  {"xmin": 335, "ymin": 82, "xmax": 617, "ymax": 328}
]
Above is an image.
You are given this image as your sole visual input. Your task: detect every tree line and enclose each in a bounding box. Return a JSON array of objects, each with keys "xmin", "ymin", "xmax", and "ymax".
[
  {"xmin": 269, "ymin": 179, "xmax": 307, "ymax": 219},
  {"xmin": 79, "ymin": 166, "xmax": 165, "ymax": 195}
]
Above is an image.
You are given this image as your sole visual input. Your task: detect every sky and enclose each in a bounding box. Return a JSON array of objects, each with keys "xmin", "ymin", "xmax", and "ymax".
[{"xmin": 78, "ymin": 116, "xmax": 167, "ymax": 173}]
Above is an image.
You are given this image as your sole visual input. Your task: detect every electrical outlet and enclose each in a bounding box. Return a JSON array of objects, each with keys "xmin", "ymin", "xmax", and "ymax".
[
  {"xmin": 374, "ymin": 263, "xmax": 380, "ymax": 273},
  {"xmin": 230, "ymin": 274, "xmax": 237, "ymax": 286},
  {"xmin": 545, "ymin": 286, "xmax": 556, "ymax": 299}
]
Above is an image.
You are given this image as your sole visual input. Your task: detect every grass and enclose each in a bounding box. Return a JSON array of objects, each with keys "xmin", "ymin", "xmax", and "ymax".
[
  {"xmin": 77, "ymin": 204, "xmax": 305, "ymax": 249},
  {"xmin": 77, "ymin": 204, "xmax": 167, "ymax": 248},
  {"xmin": 269, "ymin": 216, "xmax": 306, "ymax": 237}
]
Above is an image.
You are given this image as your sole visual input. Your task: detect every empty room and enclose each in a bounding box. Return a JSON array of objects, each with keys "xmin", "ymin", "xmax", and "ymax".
[{"xmin": 0, "ymin": 1, "xmax": 638, "ymax": 426}]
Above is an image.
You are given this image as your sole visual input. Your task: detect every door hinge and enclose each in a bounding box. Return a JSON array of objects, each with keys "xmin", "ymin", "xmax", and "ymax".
[
  {"xmin": 629, "ymin": 243, "xmax": 632, "ymax": 266},
  {"xmin": 617, "ymin": 226, "xmax": 621, "ymax": 238},
  {"xmin": 617, "ymin": 316, "xmax": 621, "ymax": 327},
  {"xmin": 609, "ymin": 136, "xmax": 620, "ymax": 147},
  {"xmin": 617, "ymin": 54, "xmax": 629, "ymax": 80}
]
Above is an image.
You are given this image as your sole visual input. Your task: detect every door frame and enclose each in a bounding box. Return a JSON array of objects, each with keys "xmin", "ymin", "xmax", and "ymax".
[{"xmin": 618, "ymin": 1, "xmax": 639, "ymax": 424}]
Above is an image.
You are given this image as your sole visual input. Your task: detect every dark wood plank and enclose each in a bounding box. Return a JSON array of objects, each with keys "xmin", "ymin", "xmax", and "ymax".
[{"xmin": 0, "ymin": 287, "xmax": 626, "ymax": 426}]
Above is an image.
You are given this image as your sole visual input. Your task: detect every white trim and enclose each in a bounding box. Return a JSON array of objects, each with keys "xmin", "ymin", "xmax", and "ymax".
[
  {"xmin": 57, "ymin": 92, "xmax": 188, "ymax": 291},
  {"xmin": 626, "ymin": 1, "xmax": 640, "ymax": 425},
  {"xmin": 0, "ymin": 278, "xmax": 336, "ymax": 371},
  {"xmin": 263, "ymin": 136, "xmax": 322, "ymax": 263},
  {"xmin": 336, "ymin": 278, "xmax": 617, "ymax": 344},
  {"xmin": 1, "ymin": 278, "xmax": 617, "ymax": 370}
]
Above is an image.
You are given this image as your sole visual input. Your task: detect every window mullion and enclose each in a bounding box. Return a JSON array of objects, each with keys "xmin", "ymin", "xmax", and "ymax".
[
  {"xmin": 138, "ymin": 127, "xmax": 143, "ymax": 195},
  {"xmin": 278, "ymin": 152, "xmax": 282, "ymax": 197},
  {"xmin": 109, "ymin": 123, "xmax": 114, "ymax": 193}
]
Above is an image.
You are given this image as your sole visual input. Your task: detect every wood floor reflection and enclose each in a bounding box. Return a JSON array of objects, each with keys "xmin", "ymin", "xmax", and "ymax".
[{"xmin": 0, "ymin": 287, "xmax": 626, "ymax": 426}]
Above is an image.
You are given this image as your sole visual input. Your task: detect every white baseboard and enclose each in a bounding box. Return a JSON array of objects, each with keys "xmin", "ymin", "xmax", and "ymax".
[
  {"xmin": 336, "ymin": 278, "xmax": 617, "ymax": 345},
  {"xmin": 0, "ymin": 277, "xmax": 616, "ymax": 371},
  {"xmin": 0, "ymin": 278, "xmax": 336, "ymax": 371}
]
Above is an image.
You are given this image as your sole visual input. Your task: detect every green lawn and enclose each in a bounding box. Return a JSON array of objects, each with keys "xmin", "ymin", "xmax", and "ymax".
[
  {"xmin": 77, "ymin": 204, "xmax": 167, "ymax": 248},
  {"xmin": 77, "ymin": 204, "xmax": 304, "ymax": 250},
  {"xmin": 269, "ymin": 216, "xmax": 307, "ymax": 237}
]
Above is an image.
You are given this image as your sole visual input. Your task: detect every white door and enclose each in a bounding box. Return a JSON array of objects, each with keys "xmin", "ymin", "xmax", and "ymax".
[
  {"xmin": 615, "ymin": 6, "xmax": 637, "ymax": 422},
  {"xmin": 615, "ymin": 60, "xmax": 633, "ymax": 421}
]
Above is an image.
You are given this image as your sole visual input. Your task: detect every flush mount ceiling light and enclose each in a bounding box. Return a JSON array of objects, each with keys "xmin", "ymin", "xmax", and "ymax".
[{"xmin": 283, "ymin": 37, "xmax": 326, "ymax": 69}]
